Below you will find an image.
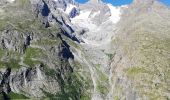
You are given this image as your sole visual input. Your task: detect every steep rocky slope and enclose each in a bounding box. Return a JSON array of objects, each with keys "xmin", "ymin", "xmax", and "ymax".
[
  {"xmin": 0, "ymin": 0, "xmax": 170, "ymax": 100},
  {"xmin": 0, "ymin": 0, "xmax": 91, "ymax": 99},
  {"xmin": 108, "ymin": 0, "xmax": 170, "ymax": 100}
]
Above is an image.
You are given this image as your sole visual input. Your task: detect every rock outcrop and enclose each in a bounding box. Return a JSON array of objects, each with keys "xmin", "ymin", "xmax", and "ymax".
[{"xmin": 0, "ymin": 0, "xmax": 88, "ymax": 99}]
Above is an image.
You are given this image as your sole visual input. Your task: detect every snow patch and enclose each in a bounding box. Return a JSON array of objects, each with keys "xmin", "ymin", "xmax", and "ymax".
[
  {"xmin": 7, "ymin": 0, "xmax": 15, "ymax": 3},
  {"xmin": 107, "ymin": 4, "xmax": 121, "ymax": 24},
  {"xmin": 71, "ymin": 4, "xmax": 123, "ymax": 46},
  {"xmin": 90, "ymin": 11, "xmax": 100, "ymax": 18},
  {"xmin": 71, "ymin": 10, "xmax": 97, "ymax": 31},
  {"xmin": 65, "ymin": 4, "xmax": 77, "ymax": 15},
  {"xmin": 73, "ymin": 10, "xmax": 91, "ymax": 19},
  {"xmin": 81, "ymin": 38, "xmax": 100, "ymax": 46}
]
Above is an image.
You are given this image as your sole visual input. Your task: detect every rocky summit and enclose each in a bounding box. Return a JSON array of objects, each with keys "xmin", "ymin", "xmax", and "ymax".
[{"xmin": 0, "ymin": 0, "xmax": 170, "ymax": 100}]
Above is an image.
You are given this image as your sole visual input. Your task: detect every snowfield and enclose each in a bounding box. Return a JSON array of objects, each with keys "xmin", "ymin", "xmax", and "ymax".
[
  {"xmin": 7, "ymin": 0, "xmax": 15, "ymax": 3},
  {"xmin": 65, "ymin": 4, "xmax": 77, "ymax": 15},
  {"xmin": 70, "ymin": 3, "xmax": 122, "ymax": 45},
  {"xmin": 71, "ymin": 10, "xmax": 97, "ymax": 32},
  {"xmin": 107, "ymin": 4, "xmax": 121, "ymax": 24}
]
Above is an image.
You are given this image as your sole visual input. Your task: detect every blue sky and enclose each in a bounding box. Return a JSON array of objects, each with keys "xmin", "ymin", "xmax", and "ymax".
[
  {"xmin": 160, "ymin": 0, "xmax": 170, "ymax": 6},
  {"xmin": 76, "ymin": 0, "xmax": 132, "ymax": 6},
  {"xmin": 76, "ymin": 0, "xmax": 170, "ymax": 6},
  {"xmin": 102, "ymin": 0, "xmax": 133, "ymax": 6}
]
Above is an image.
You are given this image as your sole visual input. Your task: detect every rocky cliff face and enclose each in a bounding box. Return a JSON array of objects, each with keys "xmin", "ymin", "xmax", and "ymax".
[
  {"xmin": 0, "ymin": 0, "xmax": 170, "ymax": 100},
  {"xmin": 0, "ymin": 0, "xmax": 90, "ymax": 99}
]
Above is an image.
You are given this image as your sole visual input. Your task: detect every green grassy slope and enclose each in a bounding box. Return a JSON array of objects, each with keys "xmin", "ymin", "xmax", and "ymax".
[{"xmin": 113, "ymin": 1, "xmax": 170, "ymax": 99}]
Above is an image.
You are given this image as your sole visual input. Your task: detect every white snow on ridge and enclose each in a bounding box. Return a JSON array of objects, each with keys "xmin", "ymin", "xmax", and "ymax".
[
  {"xmin": 70, "ymin": 3, "xmax": 123, "ymax": 46},
  {"xmin": 73, "ymin": 10, "xmax": 91, "ymax": 20},
  {"xmin": 65, "ymin": 4, "xmax": 77, "ymax": 15},
  {"xmin": 71, "ymin": 10, "xmax": 97, "ymax": 31},
  {"xmin": 7, "ymin": 0, "xmax": 15, "ymax": 3},
  {"xmin": 71, "ymin": 4, "xmax": 122, "ymax": 32},
  {"xmin": 107, "ymin": 4, "xmax": 121, "ymax": 24},
  {"xmin": 90, "ymin": 11, "xmax": 100, "ymax": 18}
]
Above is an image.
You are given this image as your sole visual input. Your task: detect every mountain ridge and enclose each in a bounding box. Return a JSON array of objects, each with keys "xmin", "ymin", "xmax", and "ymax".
[{"xmin": 0, "ymin": 0, "xmax": 170, "ymax": 100}]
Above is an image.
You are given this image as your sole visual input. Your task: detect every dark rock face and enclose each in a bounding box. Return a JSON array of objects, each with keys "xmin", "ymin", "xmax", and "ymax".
[
  {"xmin": 0, "ymin": 68, "xmax": 11, "ymax": 94},
  {"xmin": 58, "ymin": 37, "xmax": 74, "ymax": 59},
  {"xmin": 0, "ymin": 0, "xmax": 84, "ymax": 99},
  {"xmin": 41, "ymin": 1, "xmax": 50, "ymax": 16},
  {"xmin": 38, "ymin": 0, "xmax": 80, "ymax": 42},
  {"xmin": 69, "ymin": 7, "xmax": 80, "ymax": 18},
  {"xmin": 25, "ymin": 35, "xmax": 32, "ymax": 46}
]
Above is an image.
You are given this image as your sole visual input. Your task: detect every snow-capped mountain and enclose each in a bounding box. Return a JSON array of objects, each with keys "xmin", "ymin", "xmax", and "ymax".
[
  {"xmin": 52, "ymin": 0, "xmax": 126, "ymax": 45},
  {"xmin": 71, "ymin": 2, "xmax": 122, "ymax": 44},
  {"xmin": 0, "ymin": 0, "xmax": 170, "ymax": 100}
]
